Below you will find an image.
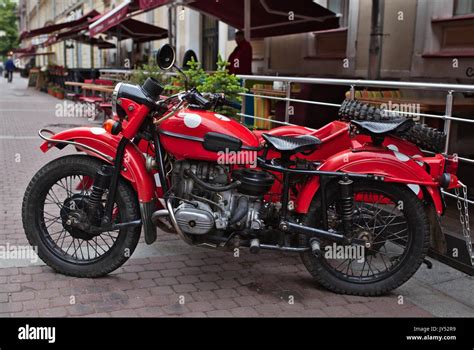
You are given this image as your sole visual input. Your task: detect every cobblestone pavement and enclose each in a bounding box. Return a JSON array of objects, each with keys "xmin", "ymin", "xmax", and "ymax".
[{"xmin": 0, "ymin": 75, "xmax": 472, "ymax": 317}]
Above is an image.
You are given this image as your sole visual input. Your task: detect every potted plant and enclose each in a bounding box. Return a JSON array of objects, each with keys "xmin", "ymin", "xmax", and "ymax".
[
  {"xmin": 56, "ymin": 86, "xmax": 64, "ymax": 100},
  {"xmin": 48, "ymin": 83, "xmax": 56, "ymax": 96},
  {"xmin": 168, "ymin": 56, "xmax": 246, "ymax": 119}
]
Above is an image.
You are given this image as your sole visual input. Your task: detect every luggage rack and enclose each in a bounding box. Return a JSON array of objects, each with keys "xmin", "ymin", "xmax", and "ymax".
[{"xmin": 38, "ymin": 129, "xmax": 114, "ymax": 162}]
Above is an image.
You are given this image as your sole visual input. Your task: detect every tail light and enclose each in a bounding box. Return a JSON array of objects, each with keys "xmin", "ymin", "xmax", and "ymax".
[{"xmin": 444, "ymin": 155, "xmax": 459, "ymax": 175}]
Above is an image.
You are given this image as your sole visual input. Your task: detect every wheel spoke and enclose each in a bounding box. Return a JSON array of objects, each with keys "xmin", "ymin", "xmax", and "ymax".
[{"xmin": 322, "ymin": 188, "xmax": 414, "ymax": 282}]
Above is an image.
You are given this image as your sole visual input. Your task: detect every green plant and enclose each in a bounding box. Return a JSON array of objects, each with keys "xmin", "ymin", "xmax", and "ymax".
[
  {"xmin": 166, "ymin": 58, "xmax": 206, "ymax": 92},
  {"xmin": 129, "ymin": 61, "xmax": 169, "ymax": 86},
  {"xmin": 168, "ymin": 56, "xmax": 246, "ymax": 119},
  {"xmin": 0, "ymin": 0, "xmax": 18, "ymax": 55}
]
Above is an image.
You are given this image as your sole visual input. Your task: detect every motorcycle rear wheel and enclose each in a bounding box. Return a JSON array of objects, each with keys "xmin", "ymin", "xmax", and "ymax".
[
  {"xmin": 300, "ymin": 180, "xmax": 430, "ymax": 296},
  {"xmin": 22, "ymin": 155, "xmax": 141, "ymax": 277}
]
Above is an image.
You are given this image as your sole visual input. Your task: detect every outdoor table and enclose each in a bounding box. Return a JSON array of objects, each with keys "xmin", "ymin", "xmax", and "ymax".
[
  {"xmin": 65, "ymin": 81, "xmax": 91, "ymax": 87},
  {"xmin": 64, "ymin": 82, "xmax": 115, "ymax": 120},
  {"xmin": 81, "ymin": 85, "xmax": 115, "ymax": 93}
]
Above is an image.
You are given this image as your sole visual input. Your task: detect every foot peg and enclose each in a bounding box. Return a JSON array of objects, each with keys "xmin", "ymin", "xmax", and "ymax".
[
  {"xmin": 249, "ymin": 238, "xmax": 260, "ymax": 254},
  {"xmin": 310, "ymin": 238, "xmax": 321, "ymax": 257}
]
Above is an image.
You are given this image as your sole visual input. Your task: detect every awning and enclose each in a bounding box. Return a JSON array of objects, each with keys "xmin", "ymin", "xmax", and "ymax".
[
  {"xmin": 183, "ymin": 0, "xmax": 339, "ymax": 38},
  {"xmin": 42, "ymin": 33, "xmax": 116, "ymax": 49},
  {"xmin": 17, "ymin": 52, "xmax": 55, "ymax": 58},
  {"xmin": 73, "ymin": 36, "xmax": 117, "ymax": 49},
  {"xmin": 12, "ymin": 46, "xmax": 36, "ymax": 54},
  {"xmin": 138, "ymin": 0, "xmax": 171, "ymax": 11},
  {"xmin": 97, "ymin": 18, "xmax": 168, "ymax": 42},
  {"xmin": 88, "ymin": 0, "xmax": 168, "ymax": 41},
  {"xmin": 89, "ymin": 0, "xmax": 132, "ymax": 36},
  {"xmin": 20, "ymin": 10, "xmax": 100, "ymax": 40}
]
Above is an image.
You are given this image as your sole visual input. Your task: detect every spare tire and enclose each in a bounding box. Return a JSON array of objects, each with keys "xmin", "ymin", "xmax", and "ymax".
[{"xmin": 338, "ymin": 98, "xmax": 446, "ymax": 153}]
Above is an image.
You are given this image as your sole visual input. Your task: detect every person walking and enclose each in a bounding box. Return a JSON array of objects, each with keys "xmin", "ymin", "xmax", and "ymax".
[
  {"xmin": 4, "ymin": 56, "xmax": 16, "ymax": 83},
  {"xmin": 227, "ymin": 31, "xmax": 252, "ymax": 75}
]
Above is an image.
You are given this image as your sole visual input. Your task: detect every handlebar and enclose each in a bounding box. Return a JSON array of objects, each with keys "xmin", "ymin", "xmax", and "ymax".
[
  {"xmin": 201, "ymin": 92, "xmax": 242, "ymax": 110},
  {"xmin": 155, "ymin": 89, "xmax": 242, "ymax": 125},
  {"xmin": 189, "ymin": 89, "xmax": 210, "ymax": 106}
]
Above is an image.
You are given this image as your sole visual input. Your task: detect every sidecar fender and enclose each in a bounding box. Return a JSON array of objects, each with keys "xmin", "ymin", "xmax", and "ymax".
[
  {"xmin": 295, "ymin": 149, "xmax": 444, "ymax": 215},
  {"xmin": 40, "ymin": 127, "xmax": 156, "ymax": 203}
]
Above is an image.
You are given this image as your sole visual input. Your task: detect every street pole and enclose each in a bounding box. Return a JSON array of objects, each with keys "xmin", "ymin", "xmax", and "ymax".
[
  {"xmin": 168, "ymin": 5, "xmax": 177, "ymax": 48},
  {"xmin": 63, "ymin": 41, "xmax": 67, "ymax": 67},
  {"xmin": 244, "ymin": 0, "xmax": 251, "ymax": 41},
  {"xmin": 368, "ymin": 0, "xmax": 384, "ymax": 80}
]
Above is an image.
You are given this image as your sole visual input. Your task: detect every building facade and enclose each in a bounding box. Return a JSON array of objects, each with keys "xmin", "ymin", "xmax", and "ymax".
[{"xmin": 17, "ymin": 0, "xmax": 474, "ymax": 83}]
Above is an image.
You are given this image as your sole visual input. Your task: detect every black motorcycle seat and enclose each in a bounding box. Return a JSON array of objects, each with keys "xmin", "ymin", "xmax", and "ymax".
[
  {"xmin": 351, "ymin": 118, "xmax": 414, "ymax": 135},
  {"xmin": 262, "ymin": 133, "xmax": 321, "ymax": 153}
]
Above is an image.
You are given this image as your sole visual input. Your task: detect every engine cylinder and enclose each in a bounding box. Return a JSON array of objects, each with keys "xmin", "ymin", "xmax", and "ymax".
[{"xmin": 232, "ymin": 168, "xmax": 274, "ymax": 196}]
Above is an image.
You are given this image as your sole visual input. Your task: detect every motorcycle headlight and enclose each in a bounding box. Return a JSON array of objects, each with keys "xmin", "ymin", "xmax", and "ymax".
[{"xmin": 111, "ymin": 82, "xmax": 123, "ymax": 116}]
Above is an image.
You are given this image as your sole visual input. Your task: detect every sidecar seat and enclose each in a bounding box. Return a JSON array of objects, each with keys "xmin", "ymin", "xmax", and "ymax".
[
  {"xmin": 262, "ymin": 133, "xmax": 321, "ymax": 154},
  {"xmin": 351, "ymin": 118, "xmax": 414, "ymax": 136}
]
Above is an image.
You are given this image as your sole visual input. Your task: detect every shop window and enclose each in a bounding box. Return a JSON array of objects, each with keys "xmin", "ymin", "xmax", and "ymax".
[
  {"xmin": 454, "ymin": 0, "xmax": 474, "ymax": 15},
  {"xmin": 312, "ymin": 27, "xmax": 347, "ymax": 58},
  {"xmin": 425, "ymin": 8, "xmax": 474, "ymax": 57},
  {"xmin": 328, "ymin": 0, "xmax": 348, "ymax": 27}
]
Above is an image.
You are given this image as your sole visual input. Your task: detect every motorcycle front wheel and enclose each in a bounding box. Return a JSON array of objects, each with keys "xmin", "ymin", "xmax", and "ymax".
[
  {"xmin": 22, "ymin": 155, "xmax": 141, "ymax": 277},
  {"xmin": 300, "ymin": 180, "xmax": 430, "ymax": 296}
]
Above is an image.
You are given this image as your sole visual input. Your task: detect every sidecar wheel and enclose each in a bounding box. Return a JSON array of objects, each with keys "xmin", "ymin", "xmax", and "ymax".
[
  {"xmin": 22, "ymin": 155, "xmax": 141, "ymax": 277},
  {"xmin": 299, "ymin": 180, "xmax": 430, "ymax": 296}
]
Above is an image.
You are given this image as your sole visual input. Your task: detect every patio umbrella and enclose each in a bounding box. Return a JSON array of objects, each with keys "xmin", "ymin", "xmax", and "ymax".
[
  {"xmin": 44, "ymin": 33, "xmax": 116, "ymax": 50},
  {"xmin": 94, "ymin": 18, "xmax": 168, "ymax": 42},
  {"xmin": 136, "ymin": 0, "xmax": 339, "ymax": 39},
  {"xmin": 89, "ymin": 5, "xmax": 168, "ymax": 66},
  {"xmin": 185, "ymin": 0, "xmax": 339, "ymax": 38}
]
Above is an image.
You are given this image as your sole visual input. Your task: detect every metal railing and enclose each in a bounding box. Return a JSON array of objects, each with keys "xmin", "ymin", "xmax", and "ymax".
[
  {"xmin": 236, "ymin": 74, "xmax": 474, "ymax": 203},
  {"xmin": 236, "ymin": 74, "xmax": 474, "ymax": 163}
]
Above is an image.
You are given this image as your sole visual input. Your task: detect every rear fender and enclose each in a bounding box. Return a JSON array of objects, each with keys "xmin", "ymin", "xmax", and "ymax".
[
  {"xmin": 40, "ymin": 127, "xmax": 156, "ymax": 203},
  {"xmin": 295, "ymin": 149, "xmax": 444, "ymax": 215}
]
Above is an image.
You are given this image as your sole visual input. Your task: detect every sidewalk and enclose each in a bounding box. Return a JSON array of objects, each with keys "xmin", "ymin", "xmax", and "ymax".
[{"xmin": 0, "ymin": 74, "xmax": 472, "ymax": 317}]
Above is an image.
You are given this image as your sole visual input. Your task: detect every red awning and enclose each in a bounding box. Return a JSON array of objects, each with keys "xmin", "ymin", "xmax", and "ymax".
[
  {"xmin": 42, "ymin": 33, "xmax": 116, "ymax": 49},
  {"xmin": 89, "ymin": 0, "xmax": 132, "ymax": 36},
  {"xmin": 75, "ymin": 35, "xmax": 117, "ymax": 49},
  {"xmin": 20, "ymin": 10, "xmax": 100, "ymax": 40},
  {"xmin": 12, "ymin": 46, "xmax": 36, "ymax": 54},
  {"xmin": 138, "ymin": 0, "xmax": 171, "ymax": 11},
  {"xmin": 183, "ymin": 0, "xmax": 339, "ymax": 38},
  {"xmin": 17, "ymin": 52, "xmax": 55, "ymax": 58},
  {"xmin": 96, "ymin": 18, "xmax": 168, "ymax": 42},
  {"xmin": 88, "ymin": 0, "xmax": 169, "ymax": 41}
]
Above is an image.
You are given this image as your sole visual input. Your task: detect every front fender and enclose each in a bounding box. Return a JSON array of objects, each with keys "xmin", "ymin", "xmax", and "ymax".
[
  {"xmin": 40, "ymin": 127, "xmax": 156, "ymax": 203},
  {"xmin": 295, "ymin": 149, "xmax": 444, "ymax": 215}
]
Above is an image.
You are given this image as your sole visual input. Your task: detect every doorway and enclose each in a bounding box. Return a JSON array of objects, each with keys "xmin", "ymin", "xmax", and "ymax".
[{"xmin": 201, "ymin": 15, "xmax": 218, "ymax": 71}]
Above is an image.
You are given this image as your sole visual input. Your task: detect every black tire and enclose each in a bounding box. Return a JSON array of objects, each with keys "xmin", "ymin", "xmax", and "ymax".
[
  {"xmin": 300, "ymin": 180, "xmax": 430, "ymax": 296},
  {"xmin": 22, "ymin": 155, "xmax": 141, "ymax": 277},
  {"xmin": 338, "ymin": 98, "xmax": 446, "ymax": 153}
]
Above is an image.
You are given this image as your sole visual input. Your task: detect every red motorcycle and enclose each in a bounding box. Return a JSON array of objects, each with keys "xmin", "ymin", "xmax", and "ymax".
[{"xmin": 22, "ymin": 45, "xmax": 460, "ymax": 296}]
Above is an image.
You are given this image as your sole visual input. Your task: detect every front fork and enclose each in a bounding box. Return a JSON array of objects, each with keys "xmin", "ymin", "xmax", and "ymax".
[{"xmin": 84, "ymin": 137, "xmax": 141, "ymax": 233}]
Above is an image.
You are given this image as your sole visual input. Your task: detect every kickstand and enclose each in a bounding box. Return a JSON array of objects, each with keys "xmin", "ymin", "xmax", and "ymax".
[{"xmin": 422, "ymin": 259, "xmax": 433, "ymax": 269}]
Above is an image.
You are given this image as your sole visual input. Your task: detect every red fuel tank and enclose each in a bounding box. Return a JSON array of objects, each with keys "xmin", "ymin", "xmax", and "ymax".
[{"xmin": 159, "ymin": 108, "xmax": 259, "ymax": 161}]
